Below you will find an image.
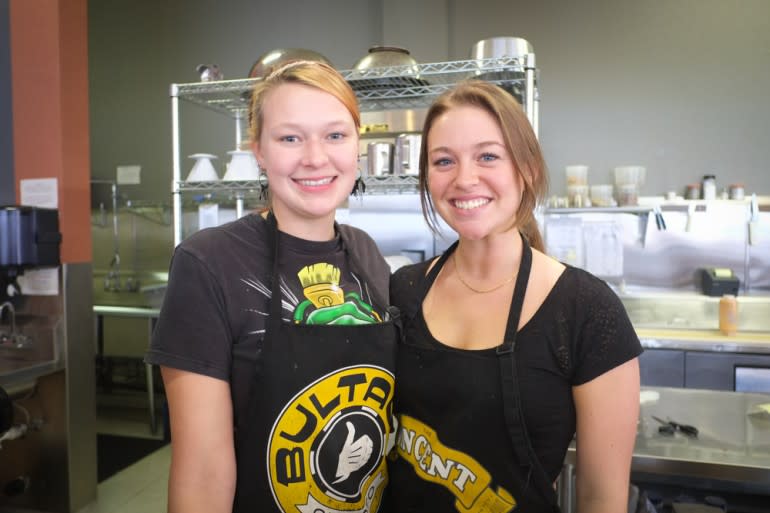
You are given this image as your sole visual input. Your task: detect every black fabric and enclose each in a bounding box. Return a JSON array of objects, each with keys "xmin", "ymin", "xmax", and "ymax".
[
  {"xmin": 146, "ymin": 213, "xmax": 391, "ymax": 429},
  {"xmin": 231, "ymin": 212, "xmax": 398, "ymax": 512},
  {"xmin": 97, "ymin": 434, "xmax": 167, "ymax": 482},
  {"xmin": 388, "ymin": 246, "xmax": 642, "ymax": 511}
]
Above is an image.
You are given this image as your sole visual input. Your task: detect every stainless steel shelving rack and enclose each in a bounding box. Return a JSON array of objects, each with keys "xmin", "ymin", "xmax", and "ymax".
[{"xmin": 170, "ymin": 55, "xmax": 539, "ymax": 244}]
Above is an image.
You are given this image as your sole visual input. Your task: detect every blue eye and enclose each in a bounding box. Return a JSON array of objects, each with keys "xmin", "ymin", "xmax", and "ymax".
[
  {"xmin": 328, "ymin": 132, "xmax": 345, "ymax": 141},
  {"xmin": 480, "ymin": 153, "xmax": 498, "ymax": 162},
  {"xmin": 432, "ymin": 157, "xmax": 453, "ymax": 167},
  {"xmin": 280, "ymin": 135, "xmax": 299, "ymax": 143}
]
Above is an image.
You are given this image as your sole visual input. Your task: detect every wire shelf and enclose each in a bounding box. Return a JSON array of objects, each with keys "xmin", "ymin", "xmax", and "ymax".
[
  {"xmin": 172, "ymin": 57, "xmax": 535, "ymax": 116},
  {"xmin": 176, "ymin": 176, "xmax": 419, "ymax": 196}
]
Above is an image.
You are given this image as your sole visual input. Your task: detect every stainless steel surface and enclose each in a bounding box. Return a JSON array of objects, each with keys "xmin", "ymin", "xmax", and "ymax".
[
  {"xmin": 248, "ymin": 48, "xmax": 332, "ymax": 79},
  {"xmin": 93, "ymin": 305, "xmax": 160, "ymax": 434},
  {"xmin": 564, "ymin": 386, "xmax": 770, "ymax": 491},
  {"xmin": 622, "ymin": 293, "xmax": 770, "ymax": 333},
  {"xmin": 469, "ymin": 36, "xmax": 534, "ymax": 61},
  {"xmin": 393, "ymin": 133, "xmax": 421, "ymax": 176},
  {"xmin": 366, "ymin": 142, "xmax": 394, "ymax": 177},
  {"xmin": 0, "ymin": 263, "xmax": 97, "ymax": 512},
  {"xmin": 351, "ymin": 46, "xmax": 419, "ymax": 76}
]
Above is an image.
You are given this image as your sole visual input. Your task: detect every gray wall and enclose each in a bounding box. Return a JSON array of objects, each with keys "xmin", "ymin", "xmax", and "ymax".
[{"xmin": 89, "ymin": 0, "xmax": 770, "ymax": 205}]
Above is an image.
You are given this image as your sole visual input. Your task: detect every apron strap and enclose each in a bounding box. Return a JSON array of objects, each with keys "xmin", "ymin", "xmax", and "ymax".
[{"xmin": 496, "ymin": 232, "xmax": 534, "ymax": 476}]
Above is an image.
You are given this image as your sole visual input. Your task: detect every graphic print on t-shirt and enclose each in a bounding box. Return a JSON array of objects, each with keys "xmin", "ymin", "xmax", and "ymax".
[
  {"xmin": 293, "ymin": 263, "xmax": 382, "ymax": 325},
  {"xmin": 268, "ymin": 365, "xmax": 395, "ymax": 513},
  {"xmin": 396, "ymin": 415, "xmax": 517, "ymax": 513}
]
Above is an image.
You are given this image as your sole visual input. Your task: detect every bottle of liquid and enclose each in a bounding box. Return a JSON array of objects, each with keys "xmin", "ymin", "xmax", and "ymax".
[
  {"xmin": 719, "ymin": 295, "xmax": 738, "ymax": 336},
  {"xmin": 702, "ymin": 175, "xmax": 717, "ymax": 200}
]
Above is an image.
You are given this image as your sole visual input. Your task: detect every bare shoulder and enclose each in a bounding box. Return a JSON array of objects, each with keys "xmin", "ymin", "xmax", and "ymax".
[{"xmin": 530, "ymin": 248, "xmax": 566, "ymax": 289}]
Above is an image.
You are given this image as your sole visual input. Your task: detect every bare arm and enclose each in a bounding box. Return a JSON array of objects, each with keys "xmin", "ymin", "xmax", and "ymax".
[
  {"xmin": 573, "ymin": 358, "xmax": 639, "ymax": 513},
  {"xmin": 162, "ymin": 367, "xmax": 236, "ymax": 513}
]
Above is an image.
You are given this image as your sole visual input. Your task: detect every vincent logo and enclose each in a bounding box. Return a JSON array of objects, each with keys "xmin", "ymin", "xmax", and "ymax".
[
  {"xmin": 268, "ymin": 366, "xmax": 395, "ymax": 513},
  {"xmin": 396, "ymin": 415, "xmax": 516, "ymax": 513}
]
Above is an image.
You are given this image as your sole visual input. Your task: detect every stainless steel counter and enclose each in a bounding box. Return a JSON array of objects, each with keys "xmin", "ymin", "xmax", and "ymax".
[
  {"xmin": 93, "ymin": 304, "xmax": 160, "ymax": 433},
  {"xmin": 637, "ymin": 328, "xmax": 770, "ymax": 354},
  {"xmin": 559, "ymin": 386, "xmax": 770, "ymax": 511}
]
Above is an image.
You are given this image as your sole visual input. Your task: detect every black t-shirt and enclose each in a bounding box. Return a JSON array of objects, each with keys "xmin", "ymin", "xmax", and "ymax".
[
  {"xmin": 146, "ymin": 213, "xmax": 391, "ymax": 427},
  {"xmin": 390, "ymin": 261, "xmax": 643, "ymax": 480}
]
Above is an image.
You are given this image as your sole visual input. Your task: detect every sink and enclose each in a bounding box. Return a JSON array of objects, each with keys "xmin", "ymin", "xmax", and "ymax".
[{"xmin": 92, "ymin": 270, "xmax": 167, "ymax": 309}]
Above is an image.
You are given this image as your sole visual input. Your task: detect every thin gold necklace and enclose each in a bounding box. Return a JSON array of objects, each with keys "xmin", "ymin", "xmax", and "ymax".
[{"xmin": 452, "ymin": 253, "xmax": 517, "ymax": 294}]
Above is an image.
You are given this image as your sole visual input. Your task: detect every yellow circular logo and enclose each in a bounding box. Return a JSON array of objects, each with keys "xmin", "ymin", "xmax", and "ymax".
[{"xmin": 267, "ymin": 365, "xmax": 395, "ymax": 512}]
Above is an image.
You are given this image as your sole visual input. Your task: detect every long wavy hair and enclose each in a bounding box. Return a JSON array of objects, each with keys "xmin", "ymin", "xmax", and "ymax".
[{"xmin": 418, "ymin": 80, "xmax": 547, "ymax": 251}]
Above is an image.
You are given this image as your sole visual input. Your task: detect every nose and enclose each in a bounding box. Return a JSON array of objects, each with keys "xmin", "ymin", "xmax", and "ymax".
[
  {"xmin": 301, "ymin": 138, "xmax": 329, "ymax": 168},
  {"xmin": 454, "ymin": 160, "xmax": 480, "ymax": 188}
]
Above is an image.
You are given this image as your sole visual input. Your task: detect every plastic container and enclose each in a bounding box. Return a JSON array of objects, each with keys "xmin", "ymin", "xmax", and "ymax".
[
  {"xmin": 702, "ymin": 175, "xmax": 717, "ymax": 200},
  {"xmin": 567, "ymin": 184, "xmax": 589, "ymax": 207},
  {"xmin": 616, "ymin": 183, "xmax": 639, "ymax": 206},
  {"xmin": 685, "ymin": 183, "xmax": 700, "ymax": 200},
  {"xmin": 719, "ymin": 295, "xmax": 738, "ymax": 336},
  {"xmin": 590, "ymin": 184, "xmax": 615, "ymax": 207},
  {"xmin": 565, "ymin": 165, "xmax": 588, "ymax": 186}
]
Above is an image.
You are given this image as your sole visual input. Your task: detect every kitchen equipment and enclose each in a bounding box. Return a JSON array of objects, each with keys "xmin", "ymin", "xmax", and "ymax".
[
  {"xmin": 697, "ymin": 267, "xmax": 740, "ymax": 297},
  {"xmin": 196, "ymin": 64, "xmax": 223, "ymax": 82},
  {"xmin": 470, "ymin": 37, "xmax": 532, "ymax": 103},
  {"xmin": 186, "ymin": 153, "xmax": 219, "ymax": 182},
  {"xmin": 352, "ymin": 46, "xmax": 419, "ymax": 75},
  {"xmin": 248, "ymin": 48, "xmax": 332, "ymax": 79},
  {"xmin": 348, "ymin": 46, "xmax": 426, "ymax": 92},
  {"xmin": 366, "ymin": 142, "xmax": 394, "ymax": 177},
  {"xmin": 223, "ymin": 150, "xmax": 260, "ymax": 181},
  {"xmin": 393, "ymin": 134, "xmax": 422, "ymax": 176},
  {"xmin": 652, "ymin": 415, "xmax": 698, "ymax": 438},
  {"xmin": 470, "ymin": 36, "xmax": 534, "ymax": 63}
]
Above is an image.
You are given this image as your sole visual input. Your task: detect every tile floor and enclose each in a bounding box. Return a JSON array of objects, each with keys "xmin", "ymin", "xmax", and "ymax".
[{"xmin": 76, "ymin": 396, "xmax": 170, "ymax": 513}]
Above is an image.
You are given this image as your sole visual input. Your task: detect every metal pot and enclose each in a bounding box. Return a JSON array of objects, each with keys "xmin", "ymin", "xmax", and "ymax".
[
  {"xmin": 248, "ymin": 48, "xmax": 333, "ymax": 79},
  {"xmin": 469, "ymin": 36, "xmax": 533, "ymax": 61}
]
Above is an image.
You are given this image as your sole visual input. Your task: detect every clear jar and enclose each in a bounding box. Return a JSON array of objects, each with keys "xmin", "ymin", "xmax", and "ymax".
[
  {"xmin": 702, "ymin": 175, "xmax": 717, "ymax": 200},
  {"xmin": 729, "ymin": 183, "xmax": 745, "ymax": 200},
  {"xmin": 685, "ymin": 183, "xmax": 700, "ymax": 200}
]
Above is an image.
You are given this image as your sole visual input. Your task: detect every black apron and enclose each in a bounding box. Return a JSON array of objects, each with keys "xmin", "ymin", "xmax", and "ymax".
[
  {"xmin": 389, "ymin": 233, "xmax": 560, "ymax": 512},
  {"xmin": 233, "ymin": 214, "xmax": 399, "ymax": 513}
]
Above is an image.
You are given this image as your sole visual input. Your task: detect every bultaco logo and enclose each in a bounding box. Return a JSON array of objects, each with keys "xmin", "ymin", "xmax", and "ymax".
[{"xmin": 267, "ymin": 365, "xmax": 395, "ymax": 513}]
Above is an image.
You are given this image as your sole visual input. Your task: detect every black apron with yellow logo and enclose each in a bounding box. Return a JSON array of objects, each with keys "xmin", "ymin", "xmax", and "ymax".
[
  {"xmin": 232, "ymin": 215, "xmax": 398, "ymax": 513},
  {"xmin": 389, "ymin": 234, "xmax": 560, "ymax": 513}
]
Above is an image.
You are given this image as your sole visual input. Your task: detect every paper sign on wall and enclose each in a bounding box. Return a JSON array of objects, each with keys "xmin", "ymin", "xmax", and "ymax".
[{"xmin": 18, "ymin": 177, "xmax": 60, "ymax": 295}]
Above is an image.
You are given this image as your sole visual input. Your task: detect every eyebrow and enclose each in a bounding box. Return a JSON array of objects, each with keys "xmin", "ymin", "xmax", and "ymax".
[{"xmin": 429, "ymin": 141, "xmax": 505, "ymax": 154}]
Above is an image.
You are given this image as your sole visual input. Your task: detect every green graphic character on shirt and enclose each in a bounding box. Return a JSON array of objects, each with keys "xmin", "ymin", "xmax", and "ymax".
[{"xmin": 293, "ymin": 263, "xmax": 382, "ymax": 325}]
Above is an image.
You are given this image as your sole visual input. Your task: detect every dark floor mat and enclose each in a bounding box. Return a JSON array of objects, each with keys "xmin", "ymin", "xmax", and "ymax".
[{"xmin": 97, "ymin": 434, "xmax": 168, "ymax": 482}]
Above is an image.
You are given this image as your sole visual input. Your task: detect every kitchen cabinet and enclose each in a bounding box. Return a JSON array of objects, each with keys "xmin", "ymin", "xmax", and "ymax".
[
  {"xmin": 639, "ymin": 348, "xmax": 685, "ymax": 387},
  {"xmin": 638, "ymin": 343, "xmax": 770, "ymax": 392},
  {"xmin": 685, "ymin": 351, "xmax": 770, "ymax": 392},
  {"xmin": 168, "ymin": 56, "xmax": 539, "ymax": 245}
]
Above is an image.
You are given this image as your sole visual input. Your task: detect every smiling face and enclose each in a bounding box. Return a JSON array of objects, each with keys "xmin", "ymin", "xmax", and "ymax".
[
  {"xmin": 426, "ymin": 105, "xmax": 523, "ymax": 241},
  {"xmin": 253, "ymin": 82, "xmax": 359, "ymax": 239}
]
